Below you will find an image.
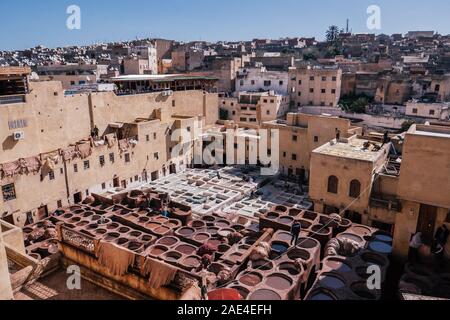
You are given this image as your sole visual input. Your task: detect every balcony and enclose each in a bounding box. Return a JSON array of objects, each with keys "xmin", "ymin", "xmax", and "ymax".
[{"xmin": 370, "ymin": 193, "xmax": 402, "ymax": 212}]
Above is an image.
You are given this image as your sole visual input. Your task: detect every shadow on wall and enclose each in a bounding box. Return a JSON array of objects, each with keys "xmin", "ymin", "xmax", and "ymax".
[{"xmin": 2, "ymin": 135, "xmax": 19, "ymax": 151}]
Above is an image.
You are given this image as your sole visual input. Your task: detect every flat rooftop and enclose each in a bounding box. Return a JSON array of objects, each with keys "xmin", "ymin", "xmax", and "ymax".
[
  {"xmin": 411, "ymin": 125, "xmax": 450, "ymax": 139},
  {"xmin": 313, "ymin": 137, "xmax": 385, "ymax": 162},
  {"xmin": 110, "ymin": 74, "xmax": 218, "ymax": 82}
]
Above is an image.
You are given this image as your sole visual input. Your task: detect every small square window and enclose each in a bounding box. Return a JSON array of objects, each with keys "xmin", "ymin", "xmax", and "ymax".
[
  {"xmin": 292, "ymin": 135, "xmax": 298, "ymax": 142},
  {"xmin": 84, "ymin": 160, "xmax": 90, "ymax": 170},
  {"xmin": 2, "ymin": 184, "xmax": 16, "ymax": 202},
  {"xmin": 125, "ymin": 153, "xmax": 131, "ymax": 163},
  {"xmin": 309, "ymin": 88, "xmax": 314, "ymax": 93},
  {"xmin": 412, "ymin": 108, "xmax": 418, "ymax": 114},
  {"xmin": 310, "ymin": 76, "xmax": 315, "ymax": 81},
  {"xmin": 154, "ymin": 153, "xmax": 159, "ymax": 160},
  {"xmin": 314, "ymin": 136, "xmax": 319, "ymax": 142},
  {"xmin": 332, "ymin": 76, "xmax": 337, "ymax": 81},
  {"xmin": 429, "ymin": 110, "xmax": 435, "ymax": 115},
  {"xmin": 49, "ymin": 171, "xmax": 55, "ymax": 180},
  {"xmin": 102, "ymin": 183, "xmax": 106, "ymax": 189},
  {"xmin": 322, "ymin": 76, "xmax": 327, "ymax": 81},
  {"xmin": 292, "ymin": 154, "xmax": 297, "ymax": 161},
  {"xmin": 321, "ymin": 89, "xmax": 326, "ymax": 94}
]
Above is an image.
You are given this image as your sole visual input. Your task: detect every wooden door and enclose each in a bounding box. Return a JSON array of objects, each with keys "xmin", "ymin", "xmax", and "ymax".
[{"xmin": 417, "ymin": 204, "xmax": 437, "ymax": 245}]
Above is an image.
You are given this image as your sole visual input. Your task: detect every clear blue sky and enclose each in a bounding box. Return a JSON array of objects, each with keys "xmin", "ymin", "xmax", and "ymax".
[{"xmin": 1, "ymin": 0, "xmax": 450, "ymax": 50}]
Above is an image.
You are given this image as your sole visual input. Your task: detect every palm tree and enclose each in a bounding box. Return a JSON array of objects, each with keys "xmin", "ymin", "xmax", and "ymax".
[{"xmin": 326, "ymin": 25, "xmax": 340, "ymax": 43}]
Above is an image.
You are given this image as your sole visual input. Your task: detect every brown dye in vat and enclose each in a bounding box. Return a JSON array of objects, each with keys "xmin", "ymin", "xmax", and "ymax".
[
  {"xmin": 194, "ymin": 233, "xmax": 210, "ymax": 242},
  {"xmin": 266, "ymin": 274, "xmax": 292, "ymax": 290},
  {"xmin": 249, "ymin": 289, "xmax": 281, "ymax": 300},
  {"xmin": 146, "ymin": 223, "xmax": 161, "ymax": 230},
  {"xmin": 279, "ymin": 262, "xmax": 300, "ymax": 275},
  {"xmin": 297, "ymin": 237, "xmax": 317, "ymax": 249},
  {"xmin": 182, "ymin": 256, "xmax": 201, "ymax": 268},
  {"xmin": 216, "ymin": 220, "xmax": 230, "ymax": 228},
  {"xmin": 176, "ymin": 244, "xmax": 197, "ymax": 255},
  {"xmin": 279, "ymin": 216, "xmax": 294, "ymax": 225},
  {"xmin": 178, "ymin": 227, "xmax": 195, "ymax": 236},
  {"xmin": 164, "ymin": 251, "xmax": 182, "ymax": 262},
  {"xmin": 154, "ymin": 226, "xmax": 170, "ymax": 234},
  {"xmin": 239, "ymin": 272, "xmax": 262, "ymax": 286},
  {"xmin": 276, "ymin": 232, "xmax": 292, "ymax": 242},
  {"xmin": 150, "ymin": 245, "xmax": 168, "ymax": 256},
  {"xmin": 158, "ymin": 237, "xmax": 178, "ymax": 246},
  {"xmin": 338, "ymin": 233, "xmax": 364, "ymax": 244}
]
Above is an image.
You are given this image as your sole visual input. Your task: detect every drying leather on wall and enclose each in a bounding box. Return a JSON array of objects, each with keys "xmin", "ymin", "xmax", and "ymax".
[
  {"xmin": 140, "ymin": 257, "xmax": 178, "ymax": 289},
  {"xmin": 96, "ymin": 242, "xmax": 136, "ymax": 277}
]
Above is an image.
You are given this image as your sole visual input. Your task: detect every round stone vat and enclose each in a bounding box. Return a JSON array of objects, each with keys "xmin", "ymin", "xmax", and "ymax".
[
  {"xmin": 287, "ymin": 248, "xmax": 310, "ymax": 261},
  {"xmin": 302, "ymin": 211, "xmax": 318, "ymax": 221},
  {"xmin": 229, "ymin": 286, "xmax": 249, "ymax": 299},
  {"xmin": 175, "ymin": 244, "xmax": 197, "ymax": 255},
  {"xmin": 368, "ymin": 241, "xmax": 393, "ymax": 255},
  {"xmin": 104, "ymin": 232, "xmax": 120, "ymax": 241},
  {"xmin": 193, "ymin": 233, "xmax": 210, "ymax": 242},
  {"xmin": 351, "ymin": 281, "xmax": 377, "ymax": 300},
  {"xmin": 274, "ymin": 205, "xmax": 288, "ymax": 213},
  {"xmin": 205, "ymin": 227, "xmax": 220, "ymax": 236},
  {"xmin": 231, "ymin": 224, "xmax": 245, "ymax": 232},
  {"xmin": 248, "ymin": 289, "xmax": 281, "ymax": 301},
  {"xmin": 218, "ymin": 229, "xmax": 234, "ymax": 239},
  {"xmin": 266, "ymin": 212, "xmax": 280, "ymax": 220},
  {"xmin": 218, "ymin": 244, "xmax": 231, "ymax": 253},
  {"xmin": 189, "ymin": 220, "xmax": 206, "ymax": 229},
  {"xmin": 288, "ymin": 208, "xmax": 302, "ymax": 217},
  {"xmin": 361, "ymin": 251, "xmax": 388, "ymax": 267},
  {"xmin": 373, "ymin": 233, "xmax": 393, "ymax": 244},
  {"xmin": 251, "ymin": 259, "xmax": 274, "ymax": 271},
  {"xmin": 265, "ymin": 273, "xmax": 293, "ymax": 290},
  {"xmin": 307, "ymin": 288, "xmax": 338, "ymax": 301},
  {"xmin": 118, "ymin": 227, "xmax": 131, "ymax": 234},
  {"xmin": 318, "ymin": 273, "xmax": 346, "ymax": 290},
  {"xmin": 208, "ymin": 262, "xmax": 225, "ymax": 275},
  {"xmin": 311, "ymin": 224, "xmax": 329, "ymax": 235},
  {"xmin": 202, "ymin": 215, "xmax": 216, "ymax": 223},
  {"xmin": 350, "ymin": 225, "xmax": 372, "ymax": 236},
  {"xmin": 73, "ymin": 209, "xmax": 85, "ymax": 215},
  {"xmin": 323, "ymin": 258, "xmax": 352, "ymax": 273},
  {"xmin": 157, "ymin": 236, "xmax": 179, "ymax": 247},
  {"xmin": 82, "ymin": 212, "xmax": 94, "ymax": 218},
  {"xmin": 177, "ymin": 227, "xmax": 196, "ymax": 237},
  {"xmin": 278, "ymin": 216, "xmax": 294, "ymax": 225},
  {"xmin": 337, "ymin": 233, "xmax": 365, "ymax": 245},
  {"xmin": 128, "ymin": 230, "xmax": 143, "ymax": 238},
  {"xmin": 163, "ymin": 251, "xmax": 182, "ymax": 263},
  {"xmin": 70, "ymin": 217, "xmax": 82, "ymax": 223},
  {"xmin": 180, "ymin": 255, "xmax": 201, "ymax": 269},
  {"xmin": 141, "ymin": 234, "xmax": 154, "ymax": 242},
  {"xmin": 76, "ymin": 220, "xmax": 89, "ymax": 227},
  {"xmin": 146, "ymin": 222, "xmax": 161, "ymax": 230},
  {"xmin": 238, "ymin": 272, "xmax": 263, "ymax": 286},
  {"xmin": 149, "ymin": 245, "xmax": 169, "ymax": 256},
  {"xmin": 216, "ymin": 220, "xmax": 231, "ymax": 228},
  {"xmin": 271, "ymin": 241, "xmax": 289, "ymax": 256},
  {"xmin": 274, "ymin": 231, "xmax": 293, "ymax": 243},
  {"xmin": 319, "ymin": 216, "xmax": 339, "ymax": 229},
  {"xmin": 298, "ymin": 219, "xmax": 312, "ymax": 230},
  {"xmin": 153, "ymin": 226, "xmax": 170, "ymax": 235},
  {"xmin": 95, "ymin": 228, "xmax": 107, "ymax": 235},
  {"xmin": 128, "ymin": 241, "xmax": 144, "ymax": 253},
  {"xmin": 106, "ymin": 223, "xmax": 119, "ymax": 230},
  {"xmin": 297, "ymin": 237, "xmax": 319, "ymax": 249},
  {"xmin": 115, "ymin": 238, "xmax": 129, "ymax": 246},
  {"xmin": 138, "ymin": 217, "xmax": 150, "ymax": 224},
  {"xmin": 207, "ymin": 239, "xmax": 222, "ymax": 249},
  {"xmin": 278, "ymin": 262, "xmax": 302, "ymax": 276}
]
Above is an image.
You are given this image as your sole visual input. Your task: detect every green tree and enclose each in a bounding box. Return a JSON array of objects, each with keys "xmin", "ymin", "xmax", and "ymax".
[
  {"xmin": 326, "ymin": 25, "xmax": 340, "ymax": 42},
  {"xmin": 401, "ymin": 120, "xmax": 415, "ymax": 132}
]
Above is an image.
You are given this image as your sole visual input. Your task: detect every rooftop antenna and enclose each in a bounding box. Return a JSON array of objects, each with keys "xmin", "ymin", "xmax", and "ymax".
[{"xmin": 346, "ymin": 19, "xmax": 350, "ymax": 33}]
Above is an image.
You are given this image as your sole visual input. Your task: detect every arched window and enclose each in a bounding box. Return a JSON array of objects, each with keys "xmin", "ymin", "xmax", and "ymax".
[
  {"xmin": 349, "ymin": 180, "xmax": 361, "ymax": 198},
  {"xmin": 327, "ymin": 176, "xmax": 339, "ymax": 194}
]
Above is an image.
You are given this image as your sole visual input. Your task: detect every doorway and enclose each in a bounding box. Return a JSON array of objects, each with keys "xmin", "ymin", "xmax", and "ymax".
[
  {"xmin": 417, "ymin": 204, "xmax": 437, "ymax": 245},
  {"xmin": 113, "ymin": 176, "xmax": 120, "ymax": 188},
  {"xmin": 73, "ymin": 192, "xmax": 83, "ymax": 204},
  {"xmin": 37, "ymin": 205, "xmax": 48, "ymax": 221}
]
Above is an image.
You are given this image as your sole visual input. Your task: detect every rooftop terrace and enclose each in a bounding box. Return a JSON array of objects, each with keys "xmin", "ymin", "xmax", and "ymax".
[{"xmin": 313, "ymin": 137, "xmax": 387, "ymax": 162}]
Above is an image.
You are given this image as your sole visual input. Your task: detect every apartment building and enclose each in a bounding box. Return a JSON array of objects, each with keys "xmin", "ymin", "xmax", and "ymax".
[
  {"xmin": 263, "ymin": 113, "xmax": 361, "ymax": 178},
  {"xmin": 36, "ymin": 63, "xmax": 108, "ymax": 89},
  {"xmin": 220, "ymin": 91, "xmax": 289, "ymax": 125},
  {"xmin": 235, "ymin": 67, "xmax": 289, "ymax": 95},
  {"xmin": 406, "ymin": 100, "xmax": 450, "ymax": 120},
  {"xmin": 289, "ymin": 67, "xmax": 342, "ymax": 107},
  {"xmin": 0, "ymin": 68, "xmax": 218, "ymax": 226},
  {"xmin": 129, "ymin": 45, "xmax": 158, "ymax": 74},
  {"xmin": 309, "ymin": 124, "xmax": 450, "ymax": 261}
]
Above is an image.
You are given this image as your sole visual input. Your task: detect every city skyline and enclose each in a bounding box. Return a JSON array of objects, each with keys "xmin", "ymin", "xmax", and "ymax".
[{"xmin": 1, "ymin": 0, "xmax": 450, "ymax": 50}]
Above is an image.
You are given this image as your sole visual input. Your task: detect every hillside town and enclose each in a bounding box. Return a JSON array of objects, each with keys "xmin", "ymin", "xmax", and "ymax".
[{"xmin": 1, "ymin": 28, "xmax": 449, "ymax": 301}]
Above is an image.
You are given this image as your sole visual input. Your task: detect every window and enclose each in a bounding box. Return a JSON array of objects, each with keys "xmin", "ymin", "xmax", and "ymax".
[
  {"xmin": 435, "ymin": 84, "xmax": 440, "ymax": 92},
  {"xmin": 84, "ymin": 160, "xmax": 90, "ymax": 170},
  {"xmin": 309, "ymin": 88, "xmax": 314, "ymax": 93},
  {"xmin": 251, "ymin": 80, "xmax": 255, "ymax": 85},
  {"xmin": 102, "ymin": 183, "xmax": 106, "ymax": 189},
  {"xmin": 2, "ymin": 184, "xmax": 16, "ymax": 202},
  {"xmin": 331, "ymin": 89, "xmax": 336, "ymax": 94},
  {"xmin": 298, "ymin": 92, "xmax": 302, "ymax": 97},
  {"xmin": 154, "ymin": 152, "xmax": 159, "ymax": 160},
  {"xmin": 292, "ymin": 154, "xmax": 297, "ymax": 161},
  {"xmin": 146, "ymin": 135, "xmax": 150, "ymax": 142},
  {"xmin": 322, "ymin": 76, "xmax": 327, "ymax": 81},
  {"xmin": 135, "ymin": 175, "xmax": 139, "ymax": 182},
  {"xmin": 60, "ymin": 168, "xmax": 64, "ymax": 175},
  {"xmin": 264, "ymin": 80, "xmax": 271, "ymax": 86},
  {"xmin": 153, "ymin": 133, "xmax": 157, "ymax": 139},
  {"xmin": 74, "ymin": 164, "xmax": 78, "ymax": 173},
  {"xmin": 332, "ymin": 76, "xmax": 337, "ymax": 81},
  {"xmin": 267, "ymin": 149, "xmax": 272, "ymax": 156},
  {"xmin": 270, "ymin": 99, "xmax": 275, "ymax": 103},
  {"xmin": 292, "ymin": 135, "xmax": 298, "ymax": 142},
  {"xmin": 279, "ymin": 81, "xmax": 284, "ymax": 86},
  {"xmin": 321, "ymin": 89, "xmax": 326, "ymax": 94},
  {"xmin": 109, "ymin": 153, "xmax": 115, "ymax": 163},
  {"xmin": 266, "ymin": 110, "xmax": 270, "ymax": 115},
  {"xmin": 187, "ymin": 127, "xmax": 191, "ymax": 132},
  {"xmin": 125, "ymin": 153, "xmax": 131, "ymax": 163},
  {"xmin": 298, "ymin": 80, "xmax": 302, "ymax": 85},
  {"xmin": 320, "ymin": 102, "xmax": 325, "ymax": 106},
  {"xmin": 327, "ymin": 176, "xmax": 339, "ymax": 194},
  {"xmin": 412, "ymin": 108, "xmax": 418, "ymax": 114},
  {"xmin": 309, "ymin": 76, "xmax": 315, "ymax": 81},
  {"xmin": 314, "ymin": 136, "xmax": 319, "ymax": 142},
  {"xmin": 429, "ymin": 110, "xmax": 435, "ymax": 115},
  {"xmin": 263, "ymin": 99, "xmax": 268, "ymax": 103},
  {"xmin": 172, "ymin": 100, "xmax": 176, "ymax": 107},
  {"xmin": 99, "ymin": 155, "xmax": 105, "ymax": 167},
  {"xmin": 240, "ymin": 80, "xmax": 244, "ymax": 86},
  {"xmin": 232, "ymin": 111, "xmax": 236, "ymax": 115},
  {"xmin": 250, "ymin": 118, "xmax": 257, "ymax": 122},
  {"xmin": 283, "ymin": 152, "xmax": 287, "ymax": 158},
  {"xmin": 49, "ymin": 171, "xmax": 55, "ymax": 180},
  {"xmin": 349, "ymin": 180, "xmax": 361, "ymax": 198},
  {"xmin": 57, "ymin": 200, "xmax": 62, "ymax": 208}
]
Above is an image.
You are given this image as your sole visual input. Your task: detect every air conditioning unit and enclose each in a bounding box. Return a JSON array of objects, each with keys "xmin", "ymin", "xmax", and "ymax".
[
  {"xmin": 162, "ymin": 90, "xmax": 173, "ymax": 97},
  {"xmin": 13, "ymin": 131, "xmax": 25, "ymax": 141}
]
